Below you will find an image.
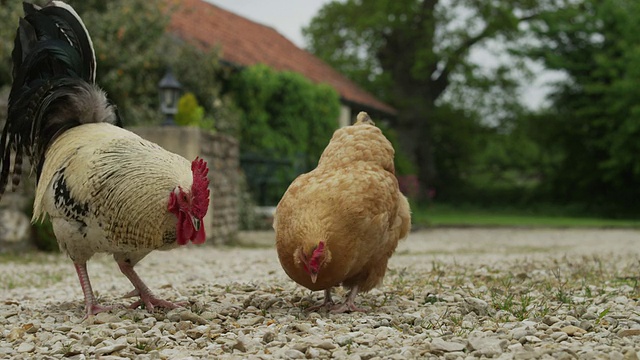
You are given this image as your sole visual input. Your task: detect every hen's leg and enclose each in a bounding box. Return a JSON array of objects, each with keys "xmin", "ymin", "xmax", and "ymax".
[
  {"xmin": 74, "ymin": 263, "xmax": 115, "ymax": 317},
  {"xmin": 116, "ymin": 262, "xmax": 185, "ymax": 312},
  {"xmin": 306, "ymin": 289, "xmax": 335, "ymax": 311},
  {"xmin": 330, "ymin": 285, "xmax": 367, "ymax": 313}
]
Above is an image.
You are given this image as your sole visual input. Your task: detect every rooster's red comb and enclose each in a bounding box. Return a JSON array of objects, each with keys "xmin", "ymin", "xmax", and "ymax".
[{"xmin": 191, "ymin": 157, "xmax": 210, "ymax": 218}]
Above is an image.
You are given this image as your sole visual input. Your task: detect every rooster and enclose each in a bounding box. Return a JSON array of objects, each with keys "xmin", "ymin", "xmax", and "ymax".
[
  {"xmin": 274, "ymin": 112, "xmax": 411, "ymax": 313},
  {"xmin": 0, "ymin": 1, "xmax": 210, "ymax": 317}
]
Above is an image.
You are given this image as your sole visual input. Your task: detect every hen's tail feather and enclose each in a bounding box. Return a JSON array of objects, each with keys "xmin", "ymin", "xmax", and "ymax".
[{"xmin": 0, "ymin": 1, "xmax": 118, "ymax": 197}]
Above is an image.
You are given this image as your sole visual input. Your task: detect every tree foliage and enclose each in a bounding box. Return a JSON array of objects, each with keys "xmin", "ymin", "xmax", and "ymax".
[
  {"xmin": 526, "ymin": 0, "xmax": 640, "ymax": 212},
  {"xmin": 0, "ymin": 2, "xmax": 35, "ymax": 86},
  {"xmin": 228, "ymin": 64, "xmax": 341, "ymax": 204},
  {"xmin": 0, "ymin": 0, "xmax": 231, "ymax": 128},
  {"xmin": 303, "ymin": 0, "xmax": 558, "ymax": 199},
  {"xmin": 73, "ymin": 0, "xmax": 170, "ymax": 124}
]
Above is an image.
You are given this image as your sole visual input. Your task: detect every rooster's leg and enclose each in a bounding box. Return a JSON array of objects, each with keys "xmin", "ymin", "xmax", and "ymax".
[
  {"xmin": 330, "ymin": 285, "xmax": 367, "ymax": 313},
  {"xmin": 74, "ymin": 263, "xmax": 115, "ymax": 317},
  {"xmin": 306, "ymin": 289, "xmax": 335, "ymax": 311},
  {"xmin": 117, "ymin": 262, "xmax": 185, "ymax": 312}
]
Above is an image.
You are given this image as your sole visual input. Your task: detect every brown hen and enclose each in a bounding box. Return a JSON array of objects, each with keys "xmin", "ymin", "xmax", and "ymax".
[{"xmin": 274, "ymin": 112, "xmax": 411, "ymax": 313}]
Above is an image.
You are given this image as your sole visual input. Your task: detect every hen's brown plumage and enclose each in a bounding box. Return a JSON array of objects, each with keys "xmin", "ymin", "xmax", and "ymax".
[{"xmin": 274, "ymin": 112, "xmax": 411, "ymax": 313}]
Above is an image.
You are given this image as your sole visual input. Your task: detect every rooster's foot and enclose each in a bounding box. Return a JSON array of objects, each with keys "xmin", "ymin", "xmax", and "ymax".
[
  {"xmin": 122, "ymin": 289, "xmax": 139, "ymax": 298},
  {"xmin": 128, "ymin": 295, "xmax": 187, "ymax": 312},
  {"xmin": 84, "ymin": 303, "xmax": 121, "ymax": 319}
]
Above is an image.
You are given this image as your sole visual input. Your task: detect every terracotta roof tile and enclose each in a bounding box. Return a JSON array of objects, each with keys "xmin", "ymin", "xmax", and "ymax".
[{"xmin": 169, "ymin": 0, "xmax": 396, "ymax": 115}]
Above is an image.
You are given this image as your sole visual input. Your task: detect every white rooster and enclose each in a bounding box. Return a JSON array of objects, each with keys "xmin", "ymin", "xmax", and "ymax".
[{"xmin": 0, "ymin": 1, "xmax": 211, "ymax": 317}]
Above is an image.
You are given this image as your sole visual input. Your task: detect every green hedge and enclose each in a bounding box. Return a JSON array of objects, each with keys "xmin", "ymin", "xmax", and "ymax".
[{"xmin": 228, "ymin": 64, "xmax": 341, "ymax": 205}]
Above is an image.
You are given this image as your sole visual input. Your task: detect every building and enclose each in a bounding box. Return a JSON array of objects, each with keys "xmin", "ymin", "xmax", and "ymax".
[{"xmin": 169, "ymin": 0, "xmax": 396, "ymax": 127}]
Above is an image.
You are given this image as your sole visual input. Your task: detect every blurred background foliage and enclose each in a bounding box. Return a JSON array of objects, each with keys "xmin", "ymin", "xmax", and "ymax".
[
  {"xmin": 0, "ymin": 0, "xmax": 638, "ymax": 218},
  {"xmin": 228, "ymin": 64, "xmax": 340, "ymax": 205},
  {"xmin": 305, "ymin": 0, "xmax": 640, "ymax": 217}
]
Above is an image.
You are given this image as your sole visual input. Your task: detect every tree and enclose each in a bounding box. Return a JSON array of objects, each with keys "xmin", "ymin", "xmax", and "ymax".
[
  {"xmin": 303, "ymin": 0, "xmax": 558, "ymax": 199},
  {"xmin": 72, "ymin": 0, "xmax": 171, "ymax": 124},
  {"xmin": 0, "ymin": 2, "xmax": 32, "ymax": 86},
  {"xmin": 0, "ymin": 0, "xmax": 172, "ymax": 123},
  {"xmin": 526, "ymin": 0, "xmax": 640, "ymax": 212},
  {"xmin": 0, "ymin": 0, "xmax": 231, "ymax": 127}
]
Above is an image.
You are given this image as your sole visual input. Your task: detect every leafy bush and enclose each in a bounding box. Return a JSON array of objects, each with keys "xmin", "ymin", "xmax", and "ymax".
[
  {"xmin": 32, "ymin": 217, "xmax": 58, "ymax": 252},
  {"xmin": 22, "ymin": 196, "xmax": 58, "ymax": 252},
  {"xmin": 176, "ymin": 93, "xmax": 204, "ymax": 126},
  {"xmin": 228, "ymin": 64, "xmax": 341, "ymax": 205},
  {"xmin": 379, "ymin": 124, "xmax": 417, "ymax": 176},
  {"xmin": 175, "ymin": 92, "xmax": 215, "ymax": 130}
]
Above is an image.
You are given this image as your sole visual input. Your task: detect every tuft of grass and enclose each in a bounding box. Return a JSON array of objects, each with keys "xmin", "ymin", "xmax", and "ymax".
[{"xmin": 411, "ymin": 203, "xmax": 640, "ymax": 228}]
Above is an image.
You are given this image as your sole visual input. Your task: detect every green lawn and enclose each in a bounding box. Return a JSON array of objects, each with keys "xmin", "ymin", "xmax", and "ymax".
[{"xmin": 412, "ymin": 204, "xmax": 640, "ymax": 228}]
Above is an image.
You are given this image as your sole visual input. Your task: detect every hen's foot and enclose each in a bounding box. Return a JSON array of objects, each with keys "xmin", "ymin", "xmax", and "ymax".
[
  {"xmin": 305, "ymin": 289, "xmax": 334, "ymax": 312},
  {"xmin": 306, "ymin": 299, "xmax": 335, "ymax": 312},
  {"xmin": 329, "ymin": 286, "xmax": 366, "ymax": 313},
  {"xmin": 329, "ymin": 302, "xmax": 367, "ymax": 313},
  {"xmin": 85, "ymin": 303, "xmax": 118, "ymax": 318}
]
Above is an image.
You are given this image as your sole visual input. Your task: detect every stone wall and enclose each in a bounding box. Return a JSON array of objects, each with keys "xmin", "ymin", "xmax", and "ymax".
[
  {"xmin": 0, "ymin": 188, "xmax": 33, "ymax": 253},
  {"xmin": 201, "ymin": 131, "xmax": 240, "ymax": 244},
  {"xmin": 0, "ymin": 91, "xmax": 34, "ymax": 253}
]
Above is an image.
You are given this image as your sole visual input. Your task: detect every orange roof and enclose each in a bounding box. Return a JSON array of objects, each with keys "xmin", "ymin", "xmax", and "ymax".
[{"xmin": 169, "ymin": 0, "xmax": 396, "ymax": 116}]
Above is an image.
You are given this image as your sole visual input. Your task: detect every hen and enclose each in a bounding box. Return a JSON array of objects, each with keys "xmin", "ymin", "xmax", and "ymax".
[
  {"xmin": 274, "ymin": 112, "xmax": 411, "ymax": 313},
  {"xmin": 0, "ymin": 1, "xmax": 210, "ymax": 317}
]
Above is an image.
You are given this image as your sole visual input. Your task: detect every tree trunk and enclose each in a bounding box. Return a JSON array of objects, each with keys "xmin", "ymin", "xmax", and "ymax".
[
  {"xmin": 377, "ymin": 0, "xmax": 444, "ymax": 201},
  {"xmin": 395, "ymin": 103, "xmax": 437, "ymax": 201}
]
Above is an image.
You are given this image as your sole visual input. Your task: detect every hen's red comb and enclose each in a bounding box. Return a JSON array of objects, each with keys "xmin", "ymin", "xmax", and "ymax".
[
  {"xmin": 309, "ymin": 241, "xmax": 325, "ymax": 270},
  {"xmin": 191, "ymin": 157, "xmax": 210, "ymax": 218}
]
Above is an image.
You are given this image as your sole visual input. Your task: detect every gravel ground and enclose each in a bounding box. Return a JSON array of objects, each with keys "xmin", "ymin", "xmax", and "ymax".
[{"xmin": 2, "ymin": 228, "xmax": 640, "ymax": 359}]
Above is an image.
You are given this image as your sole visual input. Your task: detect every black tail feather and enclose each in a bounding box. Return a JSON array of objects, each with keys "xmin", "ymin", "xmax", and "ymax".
[
  {"xmin": 32, "ymin": 1, "xmax": 96, "ymax": 82},
  {"xmin": 0, "ymin": 1, "xmax": 118, "ymax": 197}
]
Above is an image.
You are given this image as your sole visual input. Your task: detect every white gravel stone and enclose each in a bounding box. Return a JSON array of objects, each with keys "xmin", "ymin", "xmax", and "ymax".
[
  {"xmin": 430, "ymin": 338, "xmax": 466, "ymax": 352},
  {"xmin": 16, "ymin": 342, "xmax": 35, "ymax": 353},
  {"xmin": 95, "ymin": 343, "xmax": 127, "ymax": 355}
]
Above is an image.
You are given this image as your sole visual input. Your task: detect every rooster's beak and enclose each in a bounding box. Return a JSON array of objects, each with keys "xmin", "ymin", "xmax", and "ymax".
[
  {"xmin": 191, "ymin": 216, "xmax": 201, "ymax": 231},
  {"xmin": 310, "ymin": 273, "xmax": 318, "ymax": 284}
]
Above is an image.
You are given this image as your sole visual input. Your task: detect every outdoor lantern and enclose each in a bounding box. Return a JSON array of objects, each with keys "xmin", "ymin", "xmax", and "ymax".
[{"xmin": 158, "ymin": 68, "xmax": 182, "ymax": 125}]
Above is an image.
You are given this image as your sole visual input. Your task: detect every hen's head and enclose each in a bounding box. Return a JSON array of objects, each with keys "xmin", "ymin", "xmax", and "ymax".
[
  {"xmin": 168, "ymin": 157, "xmax": 210, "ymax": 245},
  {"xmin": 297, "ymin": 241, "xmax": 331, "ymax": 283}
]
